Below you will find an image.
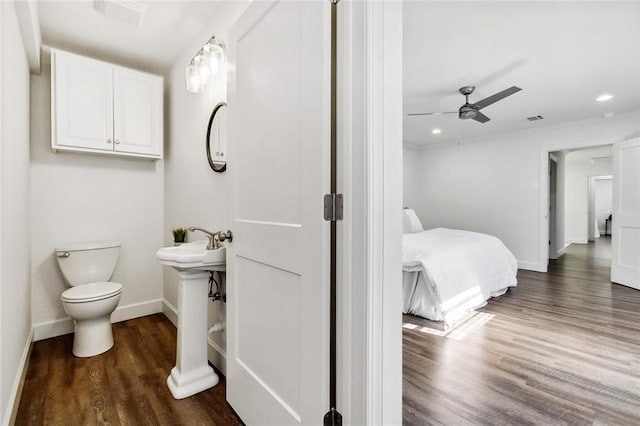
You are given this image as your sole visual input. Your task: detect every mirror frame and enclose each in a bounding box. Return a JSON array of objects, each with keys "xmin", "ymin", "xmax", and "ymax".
[{"xmin": 206, "ymin": 101, "xmax": 227, "ymax": 173}]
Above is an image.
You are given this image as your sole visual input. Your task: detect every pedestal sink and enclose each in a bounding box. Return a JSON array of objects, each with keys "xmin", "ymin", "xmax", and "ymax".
[{"xmin": 156, "ymin": 240, "xmax": 226, "ymax": 399}]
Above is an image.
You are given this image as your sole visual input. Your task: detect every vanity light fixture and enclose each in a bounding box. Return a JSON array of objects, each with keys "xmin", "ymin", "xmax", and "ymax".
[
  {"xmin": 596, "ymin": 93, "xmax": 613, "ymax": 102},
  {"xmin": 185, "ymin": 36, "xmax": 226, "ymax": 93},
  {"xmin": 431, "ymin": 128, "xmax": 442, "ymax": 135}
]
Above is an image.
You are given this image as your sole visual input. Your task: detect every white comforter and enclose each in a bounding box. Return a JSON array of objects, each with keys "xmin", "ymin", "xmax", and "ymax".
[{"xmin": 402, "ymin": 228, "xmax": 518, "ymax": 325}]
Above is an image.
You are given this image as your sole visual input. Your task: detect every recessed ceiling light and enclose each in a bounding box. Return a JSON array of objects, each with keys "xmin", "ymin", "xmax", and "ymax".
[
  {"xmin": 603, "ymin": 112, "xmax": 615, "ymax": 119},
  {"xmin": 596, "ymin": 94, "xmax": 613, "ymax": 102},
  {"xmin": 432, "ymin": 128, "xmax": 442, "ymax": 135}
]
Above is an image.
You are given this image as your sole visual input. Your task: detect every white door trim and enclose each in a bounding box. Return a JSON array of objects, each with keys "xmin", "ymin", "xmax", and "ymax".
[
  {"xmin": 588, "ymin": 175, "xmax": 613, "ymax": 240},
  {"xmin": 548, "ymin": 156, "xmax": 558, "ymax": 259},
  {"xmin": 538, "ymin": 142, "xmax": 614, "ymax": 272},
  {"xmin": 338, "ymin": 0, "xmax": 403, "ymax": 424}
]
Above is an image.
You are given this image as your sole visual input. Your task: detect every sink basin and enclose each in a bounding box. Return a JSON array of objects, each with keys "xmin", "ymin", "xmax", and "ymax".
[{"xmin": 156, "ymin": 240, "xmax": 226, "ymax": 271}]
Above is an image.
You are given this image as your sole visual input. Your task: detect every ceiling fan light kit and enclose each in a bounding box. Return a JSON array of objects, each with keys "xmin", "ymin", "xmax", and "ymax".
[{"xmin": 409, "ymin": 85, "xmax": 522, "ymax": 124}]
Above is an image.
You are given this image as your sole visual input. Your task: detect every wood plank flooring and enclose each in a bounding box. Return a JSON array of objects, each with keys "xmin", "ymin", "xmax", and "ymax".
[
  {"xmin": 16, "ymin": 313, "xmax": 243, "ymax": 425},
  {"xmin": 403, "ymin": 237, "xmax": 640, "ymax": 425}
]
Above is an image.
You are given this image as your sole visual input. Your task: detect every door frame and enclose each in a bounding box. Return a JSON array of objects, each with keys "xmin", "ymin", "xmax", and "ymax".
[
  {"xmin": 588, "ymin": 175, "xmax": 613, "ymax": 240},
  {"xmin": 538, "ymin": 142, "xmax": 617, "ymax": 272},
  {"xmin": 548, "ymin": 154, "xmax": 559, "ymax": 259},
  {"xmin": 338, "ymin": 0, "xmax": 403, "ymax": 424}
]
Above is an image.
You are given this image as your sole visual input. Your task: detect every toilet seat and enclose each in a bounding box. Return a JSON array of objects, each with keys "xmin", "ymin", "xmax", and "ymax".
[{"xmin": 61, "ymin": 282, "xmax": 122, "ymax": 303}]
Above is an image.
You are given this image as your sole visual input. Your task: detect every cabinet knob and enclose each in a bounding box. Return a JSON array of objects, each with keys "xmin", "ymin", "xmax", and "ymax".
[
  {"xmin": 220, "ymin": 152, "xmax": 224, "ymax": 157},
  {"xmin": 107, "ymin": 138, "xmax": 113, "ymax": 144},
  {"xmin": 115, "ymin": 139, "xmax": 121, "ymax": 145}
]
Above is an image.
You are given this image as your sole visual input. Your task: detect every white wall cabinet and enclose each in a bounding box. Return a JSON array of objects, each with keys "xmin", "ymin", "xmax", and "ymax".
[{"xmin": 52, "ymin": 49, "xmax": 163, "ymax": 159}]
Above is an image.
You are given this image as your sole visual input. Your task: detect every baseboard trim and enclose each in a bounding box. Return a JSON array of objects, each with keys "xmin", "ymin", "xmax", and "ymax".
[
  {"xmin": 557, "ymin": 244, "xmax": 570, "ymax": 257},
  {"xmin": 517, "ymin": 260, "xmax": 544, "ymax": 272},
  {"xmin": 208, "ymin": 337, "xmax": 227, "ymax": 375},
  {"xmin": 549, "ymin": 245, "xmax": 567, "ymax": 260},
  {"xmin": 162, "ymin": 299, "xmax": 178, "ymax": 327},
  {"xmin": 566, "ymin": 238, "xmax": 588, "ymax": 245},
  {"xmin": 33, "ymin": 298, "xmax": 163, "ymax": 341},
  {"xmin": 111, "ymin": 298, "xmax": 163, "ymax": 323},
  {"xmin": 32, "ymin": 317, "xmax": 73, "ymax": 341},
  {"xmin": 4, "ymin": 327, "xmax": 34, "ymax": 426}
]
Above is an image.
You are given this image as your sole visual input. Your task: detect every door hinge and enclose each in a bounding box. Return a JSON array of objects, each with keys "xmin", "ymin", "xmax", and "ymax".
[
  {"xmin": 324, "ymin": 408, "xmax": 342, "ymax": 426},
  {"xmin": 324, "ymin": 194, "xmax": 343, "ymax": 221}
]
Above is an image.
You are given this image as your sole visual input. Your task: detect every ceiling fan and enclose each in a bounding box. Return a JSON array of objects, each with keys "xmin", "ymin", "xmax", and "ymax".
[{"xmin": 408, "ymin": 85, "xmax": 522, "ymax": 124}]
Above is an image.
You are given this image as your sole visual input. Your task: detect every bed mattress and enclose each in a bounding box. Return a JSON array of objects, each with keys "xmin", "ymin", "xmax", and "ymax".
[{"xmin": 402, "ymin": 228, "xmax": 518, "ymax": 325}]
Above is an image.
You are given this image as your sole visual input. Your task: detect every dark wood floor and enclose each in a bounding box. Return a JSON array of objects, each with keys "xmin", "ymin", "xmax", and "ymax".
[
  {"xmin": 403, "ymin": 237, "xmax": 640, "ymax": 425},
  {"xmin": 16, "ymin": 314, "xmax": 243, "ymax": 425}
]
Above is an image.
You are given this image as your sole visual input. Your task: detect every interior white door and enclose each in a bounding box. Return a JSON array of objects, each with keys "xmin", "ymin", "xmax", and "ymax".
[
  {"xmin": 611, "ymin": 138, "xmax": 640, "ymax": 289},
  {"xmin": 226, "ymin": 1, "xmax": 330, "ymax": 424},
  {"xmin": 53, "ymin": 50, "xmax": 113, "ymax": 151},
  {"xmin": 112, "ymin": 68, "xmax": 162, "ymax": 157}
]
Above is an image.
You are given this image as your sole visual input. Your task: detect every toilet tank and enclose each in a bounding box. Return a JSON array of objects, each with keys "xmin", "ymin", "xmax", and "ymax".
[{"xmin": 55, "ymin": 241, "xmax": 121, "ymax": 286}]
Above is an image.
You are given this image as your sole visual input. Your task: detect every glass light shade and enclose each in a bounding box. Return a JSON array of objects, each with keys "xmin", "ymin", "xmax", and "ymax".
[
  {"xmin": 195, "ymin": 54, "xmax": 211, "ymax": 83},
  {"xmin": 203, "ymin": 42, "xmax": 224, "ymax": 76},
  {"xmin": 185, "ymin": 64, "xmax": 204, "ymax": 93}
]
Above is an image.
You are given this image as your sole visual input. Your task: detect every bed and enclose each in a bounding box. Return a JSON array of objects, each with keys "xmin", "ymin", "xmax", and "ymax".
[{"xmin": 402, "ymin": 209, "xmax": 518, "ymax": 326}]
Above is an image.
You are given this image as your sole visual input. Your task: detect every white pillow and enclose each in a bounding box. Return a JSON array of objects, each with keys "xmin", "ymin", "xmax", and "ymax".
[{"xmin": 403, "ymin": 208, "xmax": 424, "ymax": 234}]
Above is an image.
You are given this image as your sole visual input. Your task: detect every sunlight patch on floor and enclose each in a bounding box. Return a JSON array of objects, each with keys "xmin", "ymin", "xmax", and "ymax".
[{"xmin": 403, "ymin": 312, "xmax": 495, "ymax": 341}]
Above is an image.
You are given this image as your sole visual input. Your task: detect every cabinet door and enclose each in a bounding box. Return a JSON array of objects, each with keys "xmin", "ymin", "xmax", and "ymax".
[
  {"xmin": 53, "ymin": 51, "xmax": 113, "ymax": 151},
  {"xmin": 113, "ymin": 68, "xmax": 163, "ymax": 157}
]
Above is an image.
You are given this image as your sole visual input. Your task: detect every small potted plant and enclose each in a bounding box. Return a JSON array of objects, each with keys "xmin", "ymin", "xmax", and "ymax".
[{"xmin": 172, "ymin": 227, "xmax": 187, "ymax": 246}]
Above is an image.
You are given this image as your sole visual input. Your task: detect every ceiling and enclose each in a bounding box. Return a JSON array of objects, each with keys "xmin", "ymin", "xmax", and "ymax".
[
  {"xmin": 37, "ymin": 1, "xmax": 248, "ymax": 75},
  {"xmin": 404, "ymin": 1, "xmax": 640, "ymax": 146}
]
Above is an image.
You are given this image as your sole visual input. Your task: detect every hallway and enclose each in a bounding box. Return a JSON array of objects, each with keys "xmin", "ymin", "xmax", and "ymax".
[{"xmin": 562, "ymin": 235, "xmax": 611, "ymax": 265}]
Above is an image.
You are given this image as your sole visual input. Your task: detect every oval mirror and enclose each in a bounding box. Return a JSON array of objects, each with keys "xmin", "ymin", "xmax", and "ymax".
[{"xmin": 206, "ymin": 102, "xmax": 227, "ymax": 173}]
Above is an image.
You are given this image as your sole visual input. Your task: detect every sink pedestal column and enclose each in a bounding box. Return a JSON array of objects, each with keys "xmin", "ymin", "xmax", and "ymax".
[{"xmin": 167, "ymin": 269, "xmax": 219, "ymax": 399}]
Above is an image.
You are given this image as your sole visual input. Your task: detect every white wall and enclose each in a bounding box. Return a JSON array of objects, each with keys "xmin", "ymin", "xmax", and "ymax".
[
  {"xmin": 564, "ymin": 150, "xmax": 612, "ymax": 244},
  {"xmin": 162, "ymin": 1, "xmax": 249, "ymax": 373},
  {"xmin": 0, "ymin": 1, "xmax": 32, "ymax": 422},
  {"xmin": 164, "ymin": 57, "xmax": 230, "ymax": 372},
  {"xmin": 405, "ymin": 110, "xmax": 640, "ymax": 270},
  {"xmin": 403, "ymin": 145, "xmax": 421, "ymax": 209},
  {"xmin": 30, "ymin": 52, "xmax": 165, "ymax": 340}
]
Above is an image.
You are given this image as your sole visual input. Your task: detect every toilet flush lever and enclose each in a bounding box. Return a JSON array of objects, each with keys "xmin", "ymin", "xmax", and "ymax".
[{"xmin": 57, "ymin": 251, "xmax": 71, "ymax": 258}]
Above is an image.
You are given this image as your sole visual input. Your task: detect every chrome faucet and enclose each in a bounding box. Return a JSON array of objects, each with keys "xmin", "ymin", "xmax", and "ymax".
[{"xmin": 187, "ymin": 227, "xmax": 219, "ymax": 250}]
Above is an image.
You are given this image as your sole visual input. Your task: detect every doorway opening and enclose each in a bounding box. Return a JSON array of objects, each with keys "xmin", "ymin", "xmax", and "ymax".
[
  {"xmin": 547, "ymin": 145, "xmax": 613, "ymax": 269},
  {"xmin": 588, "ymin": 175, "xmax": 613, "ymax": 243}
]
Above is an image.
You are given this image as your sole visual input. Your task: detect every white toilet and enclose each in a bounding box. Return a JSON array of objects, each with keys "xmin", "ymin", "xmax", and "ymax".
[{"xmin": 55, "ymin": 241, "xmax": 123, "ymax": 357}]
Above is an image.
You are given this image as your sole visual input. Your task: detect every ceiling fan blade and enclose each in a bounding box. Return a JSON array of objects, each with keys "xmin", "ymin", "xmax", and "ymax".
[
  {"xmin": 474, "ymin": 86, "xmax": 522, "ymax": 110},
  {"xmin": 407, "ymin": 111, "xmax": 457, "ymax": 117},
  {"xmin": 473, "ymin": 111, "xmax": 491, "ymax": 123}
]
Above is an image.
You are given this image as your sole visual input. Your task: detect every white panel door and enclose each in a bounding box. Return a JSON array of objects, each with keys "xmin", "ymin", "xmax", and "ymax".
[
  {"xmin": 612, "ymin": 138, "xmax": 640, "ymax": 289},
  {"xmin": 53, "ymin": 51, "xmax": 113, "ymax": 151},
  {"xmin": 113, "ymin": 68, "xmax": 162, "ymax": 157},
  {"xmin": 226, "ymin": 1, "xmax": 330, "ymax": 424}
]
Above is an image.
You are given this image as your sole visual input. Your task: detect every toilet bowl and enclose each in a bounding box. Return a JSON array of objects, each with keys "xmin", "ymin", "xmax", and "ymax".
[{"xmin": 55, "ymin": 241, "xmax": 123, "ymax": 357}]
